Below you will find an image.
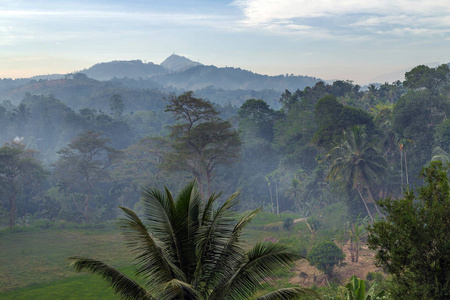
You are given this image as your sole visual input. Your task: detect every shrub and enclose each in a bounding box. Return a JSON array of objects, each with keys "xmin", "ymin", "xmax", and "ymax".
[{"xmin": 308, "ymin": 241, "xmax": 346, "ymax": 276}]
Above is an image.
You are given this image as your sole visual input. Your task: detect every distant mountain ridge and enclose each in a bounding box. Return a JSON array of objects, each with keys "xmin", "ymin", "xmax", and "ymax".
[
  {"xmin": 0, "ymin": 54, "xmax": 320, "ymax": 110},
  {"xmin": 83, "ymin": 60, "xmax": 166, "ymax": 80},
  {"xmin": 80, "ymin": 54, "xmax": 320, "ymax": 92},
  {"xmin": 161, "ymin": 54, "xmax": 203, "ymax": 72}
]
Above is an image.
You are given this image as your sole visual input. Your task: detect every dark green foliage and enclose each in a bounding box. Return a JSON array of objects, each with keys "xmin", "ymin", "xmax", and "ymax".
[
  {"xmin": 393, "ymin": 90, "xmax": 450, "ymax": 182},
  {"xmin": 308, "ymin": 241, "xmax": 345, "ymax": 276},
  {"xmin": 0, "ymin": 142, "xmax": 48, "ymax": 229},
  {"xmin": 69, "ymin": 182, "xmax": 318, "ymax": 299},
  {"xmin": 239, "ymin": 98, "xmax": 279, "ymax": 142},
  {"xmin": 165, "ymin": 92, "xmax": 241, "ymax": 196},
  {"xmin": 109, "ymin": 94, "xmax": 125, "ymax": 119},
  {"xmin": 343, "ymin": 275, "xmax": 386, "ymax": 300},
  {"xmin": 326, "ymin": 126, "xmax": 387, "ymax": 220},
  {"xmin": 313, "ymin": 95, "xmax": 374, "ymax": 150},
  {"xmin": 365, "ymin": 272, "xmax": 383, "ymax": 283},
  {"xmin": 434, "ymin": 119, "xmax": 450, "ymax": 153},
  {"xmin": 404, "ymin": 64, "xmax": 450, "ymax": 91},
  {"xmin": 283, "ymin": 218, "xmax": 294, "ymax": 232},
  {"xmin": 237, "ymin": 99, "xmax": 280, "ymax": 206},
  {"xmin": 54, "ymin": 131, "xmax": 123, "ymax": 223},
  {"xmin": 368, "ymin": 161, "xmax": 450, "ymax": 299}
]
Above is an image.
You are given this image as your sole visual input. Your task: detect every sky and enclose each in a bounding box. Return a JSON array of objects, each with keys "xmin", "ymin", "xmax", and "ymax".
[{"xmin": 1, "ymin": 0, "xmax": 449, "ymax": 84}]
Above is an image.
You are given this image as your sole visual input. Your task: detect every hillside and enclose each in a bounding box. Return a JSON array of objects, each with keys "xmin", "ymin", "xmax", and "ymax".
[
  {"xmin": 80, "ymin": 54, "xmax": 319, "ymax": 92},
  {"xmin": 0, "ymin": 54, "xmax": 320, "ymax": 108},
  {"xmin": 161, "ymin": 54, "xmax": 203, "ymax": 72},
  {"xmin": 82, "ymin": 60, "xmax": 167, "ymax": 80}
]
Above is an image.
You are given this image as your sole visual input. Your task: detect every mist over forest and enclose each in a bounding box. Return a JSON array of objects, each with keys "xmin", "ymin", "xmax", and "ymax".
[{"xmin": 1, "ymin": 56, "xmax": 450, "ymax": 299}]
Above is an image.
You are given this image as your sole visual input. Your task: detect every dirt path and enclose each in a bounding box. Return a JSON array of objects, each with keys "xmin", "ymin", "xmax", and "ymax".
[{"xmin": 289, "ymin": 241, "xmax": 382, "ymax": 287}]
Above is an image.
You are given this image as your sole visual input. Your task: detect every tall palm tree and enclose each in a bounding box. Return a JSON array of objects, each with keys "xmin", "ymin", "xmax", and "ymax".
[
  {"xmin": 12, "ymin": 103, "xmax": 31, "ymax": 135},
  {"xmin": 69, "ymin": 182, "xmax": 317, "ymax": 300},
  {"xmin": 326, "ymin": 126, "xmax": 387, "ymax": 221}
]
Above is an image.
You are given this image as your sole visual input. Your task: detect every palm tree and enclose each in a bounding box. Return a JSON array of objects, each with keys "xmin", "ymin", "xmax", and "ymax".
[
  {"xmin": 69, "ymin": 182, "xmax": 317, "ymax": 300},
  {"xmin": 326, "ymin": 126, "xmax": 387, "ymax": 221},
  {"xmin": 431, "ymin": 146, "xmax": 450, "ymax": 163},
  {"xmin": 12, "ymin": 103, "xmax": 31, "ymax": 135}
]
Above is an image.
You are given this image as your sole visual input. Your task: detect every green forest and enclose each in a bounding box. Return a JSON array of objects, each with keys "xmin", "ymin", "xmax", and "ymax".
[{"xmin": 1, "ymin": 64, "xmax": 450, "ymax": 299}]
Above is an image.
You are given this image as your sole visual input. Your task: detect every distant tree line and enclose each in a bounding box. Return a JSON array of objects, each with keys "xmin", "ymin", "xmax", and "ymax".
[{"xmin": 0, "ymin": 64, "xmax": 449, "ymax": 227}]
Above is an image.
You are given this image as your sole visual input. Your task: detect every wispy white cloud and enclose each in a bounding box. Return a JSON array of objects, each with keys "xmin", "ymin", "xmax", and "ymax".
[
  {"xmin": 232, "ymin": 0, "xmax": 450, "ymax": 38},
  {"xmin": 0, "ymin": 7, "xmax": 238, "ymax": 47},
  {"xmin": 0, "ymin": 9, "xmax": 229, "ymax": 24}
]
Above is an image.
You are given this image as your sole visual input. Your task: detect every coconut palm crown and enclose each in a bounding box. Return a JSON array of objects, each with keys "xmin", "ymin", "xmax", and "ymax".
[
  {"xmin": 326, "ymin": 126, "xmax": 387, "ymax": 221},
  {"xmin": 69, "ymin": 181, "xmax": 317, "ymax": 300}
]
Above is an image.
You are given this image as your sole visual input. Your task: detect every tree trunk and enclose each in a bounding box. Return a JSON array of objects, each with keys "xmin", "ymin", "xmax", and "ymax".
[
  {"xmin": 84, "ymin": 195, "xmax": 90, "ymax": 224},
  {"xmin": 350, "ymin": 237, "xmax": 355, "ymax": 262},
  {"xmin": 85, "ymin": 181, "xmax": 92, "ymax": 223},
  {"xmin": 9, "ymin": 190, "xmax": 17, "ymax": 229},
  {"xmin": 268, "ymin": 183, "xmax": 274, "ymax": 213},
  {"xmin": 354, "ymin": 224, "xmax": 360, "ymax": 263},
  {"xmin": 355, "ymin": 240, "xmax": 359, "ymax": 262},
  {"xmin": 206, "ymin": 169, "xmax": 212, "ymax": 199},
  {"xmin": 275, "ymin": 181, "xmax": 279, "ymax": 216},
  {"xmin": 400, "ymin": 149, "xmax": 403, "ymax": 190},
  {"xmin": 365, "ymin": 183, "xmax": 384, "ymax": 218},
  {"xmin": 404, "ymin": 150, "xmax": 409, "ymax": 189},
  {"xmin": 357, "ymin": 187, "xmax": 374, "ymax": 222}
]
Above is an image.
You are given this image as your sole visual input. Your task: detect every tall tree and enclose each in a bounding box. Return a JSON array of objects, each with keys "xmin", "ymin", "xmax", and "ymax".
[
  {"xmin": 368, "ymin": 161, "xmax": 450, "ymax": 299},
  {"xmin": 326, "ymin": 126, "xmax": 387, "ymax": 220},
  {"xmin": 238, "ymin": 98, "xmax": 278, "ymax": 142},
  {"xmin": 112, "ymin": 137, "xmax": 172, "ymax": 207},
  {"xmin": 0, "ymin": 141, "xmax": 47, "ymax": 229},
  {"xmin": 165, "ymin": 92, "xmax": 241, "ymax": 196},
  {"xmin": 393, "ymin": 89, "xmax": 450, "ymax": 182},
  {"xmin": 70, "ymin": 181, "xmax": 318, "ymax": 300},
  {"xmin": 12, "ymin": 103, "xmax": 31, "ymax": 136},
  {"xmin": 54, "ymin": 131, "xmax": 122, "ymax": 223},
  {"xmin": 109, "ymin": 94, "xmax": 125, "ymax": 119},
  {"xmin": 404, "ymin": 64, "xmax": 450, "ymax": 91},
  {"xmin": 313, "ymin": 95, "xmax": 375, "ymax": 151}
]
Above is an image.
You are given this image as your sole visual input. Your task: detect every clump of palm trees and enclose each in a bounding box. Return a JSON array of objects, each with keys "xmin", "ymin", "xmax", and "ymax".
[{"xmin": 69, "ymin": 181, "xmax": 318, "ymax": 299}]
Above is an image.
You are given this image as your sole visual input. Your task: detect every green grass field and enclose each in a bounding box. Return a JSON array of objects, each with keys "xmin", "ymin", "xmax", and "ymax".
[
  {"xmin": 0, "ymin": 213, "xmax": 300, "ymax": 299},
  {"xmin": 0, "ymin": 226, "xmax": 136, "ymax": 299}
]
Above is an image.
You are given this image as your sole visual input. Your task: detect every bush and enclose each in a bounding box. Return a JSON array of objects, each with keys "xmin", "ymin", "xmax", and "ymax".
[
  {"xmin": 283, "ymin": 218, "xmax": 294, "ymax": 231},
  {"xmin": 308, "ymin": 241, "xmax": 346, "ymax": 276},
  {"xmin": 366, "ymin": 271, "xmax": 383, "ymax": 282}
]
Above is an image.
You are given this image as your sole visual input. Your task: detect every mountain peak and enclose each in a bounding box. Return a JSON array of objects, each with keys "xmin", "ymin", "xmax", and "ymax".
[{"xmin": 161, "ymin": 54, "xmax": 202, "ymax": 72}]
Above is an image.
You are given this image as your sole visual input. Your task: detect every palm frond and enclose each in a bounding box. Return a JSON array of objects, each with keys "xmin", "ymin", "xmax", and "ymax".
[
  {"xmin": 139, "ymin": 187, "xmax": 183, "ymax": 272},
  {"xmin": 172, "ymin": 181, "xmax": 202, "ymax": 282},
  {"xmin": 68, "ymin": 257, "xmax": 155, "ymax": 300},
  {"xmin": 207, "ymin": 207, "xmax": 261, "ymax": 298},
  {"xmin": 118, "ymin": 206, "xmax": 185, "ymax": 288},
  {"xmin": 254, "ymin": 287, "xmax": 321, "ymax": 300},
  {"xmin": 200, "ymin": 192, "xmax": 222, "ymax": 226},
  {"xmin": 193, "ymin": 193, "xmax": 242, "ymax": 290},
  {"xmin": 160, "ymin": 278, "xmax": 202, "ymax": 300},
  {"xmin": 223, "ymin": 242, "xmax": 303, "ymax": 299}
]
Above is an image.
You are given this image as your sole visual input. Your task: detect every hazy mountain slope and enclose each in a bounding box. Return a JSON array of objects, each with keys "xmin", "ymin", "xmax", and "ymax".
[
  {"xmin": 161, "ymin": 54, "xmax": 203, "ymax": 72},
  {"xmin": 76, "ymin": 55, "xmax": 320, "ymax": 92},
  {"xmin": 1, "ymin": 77, "xmax": 167, "ymax": 112},
  {"xmin": 82, "ymin": 60, "xmax": 167, "ymax": 80},
  {"xmin": 1, "ymin": 54, "xmax": 321, "ymax": 110},
  {"xmin": 152, "ymin": 65, "xmax": 319, "ymax": 92}
]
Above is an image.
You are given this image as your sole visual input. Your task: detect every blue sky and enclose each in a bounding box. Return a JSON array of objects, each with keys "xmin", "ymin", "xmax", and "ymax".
[{"xmin": 1, "ymin": 0, "xmax": 449, "ymax": 84}]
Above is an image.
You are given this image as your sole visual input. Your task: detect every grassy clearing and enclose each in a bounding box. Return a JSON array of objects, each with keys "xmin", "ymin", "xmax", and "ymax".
[
  {"xmin": 0, "ymin": 212, "xmax": 308, "ymax": 299},
  {"xmin": 0, "ymin": 226, "xmax": 133, "ymax": 295},
  {"xmin": 0, "ymin": 269, "xmax": 131, "ymax": 299}
]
